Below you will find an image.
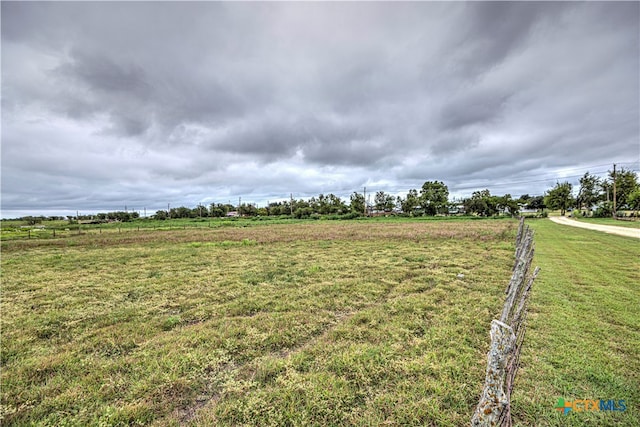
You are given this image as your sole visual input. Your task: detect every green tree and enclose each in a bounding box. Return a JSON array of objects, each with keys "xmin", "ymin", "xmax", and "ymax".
[
  {"xmin": 374, "ymin": 191, "xmax": 395, "ymax": 212},
  {"xmin": 517, "ymin": 194, "xmax": 532, "ymax": 205},
  {"xmin": 193, "ymin": 204, "xmax": 208, "ymax": 218},
  {"xmin": 463, "ymin": 189, "xmax": 499, "ymax": 217},
  {"xmin": 497, "ymin": 194, "xmax": 519, "ymax": 217},
  {"xmin": 240, "ymin": 203, "xmax": 258, "ymax": 216},
  {"xmin": 171, "ymin": 206, "xmax": 192, "ymax": 218},
  {"xmin": 526, "ymin": 196, "xmax": 546, "ymax": 211},
  {"xmin": 308, "ymin": 196, "xmax": 320, "ymax": 214},
  {"xmin": 292, "ymin": 199, "xmax": 312, "ymax": 218},
  {"xmin": 609, "ymin": 167, "xmax": 639, "ymax": 209},
  {"xmin": 627, "ymin": 188, "xmax": 640, "ymax": 216},
  {"xmin": 23, "ymin": 216, "xmax": 42, "ymax": 225},
  {"xmin": 267, "ymin": 202, "xmax": 286, "ymax": 216},
  {"xmin": 106, "ymin": 211, "xmax": 133, "ymax": 222},
  {"xmin": 327, "ymin": 194, "xmax": 346, "ymax": 214},
  {"xmin": 593, "ymin": 201, "xmax": 613, "ymax": 218},
  {"xmin": 350, "ymin": 192, "xmax": 365, "ymax": 215},
  {"xmin": 577, "ymin": 172, "xmax": 601, "ymax": 212},
  {"xmin": 544, "ymin": 182, "xmax": 574, "ymax": 216},
  {"xmin": 398, "ymin": 189, "xmax": 419, "ymax": 215},
  {"xmin": 281, "ymin": 201, "xmax": 294, "ymax": 217},
  {"xmin": 209, "ymin": 203, "xmax": 229, "ymax": 217},
  {"xmin": 420, "ymin": 181, "xmax": 449, "ymax": 216}
]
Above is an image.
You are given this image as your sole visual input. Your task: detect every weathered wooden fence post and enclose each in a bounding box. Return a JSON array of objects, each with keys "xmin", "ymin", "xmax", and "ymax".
[
  {"xmin": 472, "ymin": 218, "xmax": 539, "ymax": 427},
  {"xmin": 472, "ymin": 320, "xmax": 515, "ymax": 426}
]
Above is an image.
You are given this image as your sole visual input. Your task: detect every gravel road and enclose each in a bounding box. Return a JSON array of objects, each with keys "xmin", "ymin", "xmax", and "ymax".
[{"xmin": 548, "ymin": 216, "xmax": 640, "ymax": 239}]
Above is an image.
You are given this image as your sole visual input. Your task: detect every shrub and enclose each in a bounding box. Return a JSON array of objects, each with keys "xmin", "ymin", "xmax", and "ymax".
[{"xmin": 594, "ymin": 203, "xmax": 613, "ymax": 218}]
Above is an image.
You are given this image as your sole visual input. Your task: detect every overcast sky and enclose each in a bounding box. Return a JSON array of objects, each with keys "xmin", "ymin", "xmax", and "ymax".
[{"xmin": 2, "ymin": 1, "xmax": 639, "ymax": 217}]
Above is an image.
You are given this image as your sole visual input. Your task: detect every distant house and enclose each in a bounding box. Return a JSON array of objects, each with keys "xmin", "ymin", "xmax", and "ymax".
[
  {"xmin": 518, "ymin": 204, "xmax": 538, "ymax": 215},
  {"xmin": 520, "ymin": 208, "xmax": 538, "ymax": 214},
  {"xmin": 449, "ymin": 204, "xmax": 466, "ymax": 215},
  {"xmin": 226, "ymin": 211, "xmax": 239, "ymax": 217}
]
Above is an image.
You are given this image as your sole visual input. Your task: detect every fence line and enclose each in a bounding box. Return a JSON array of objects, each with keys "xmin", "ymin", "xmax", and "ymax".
[{"xmin": 0, "ymin": 222, "xmax": 221, "ymax": 241}]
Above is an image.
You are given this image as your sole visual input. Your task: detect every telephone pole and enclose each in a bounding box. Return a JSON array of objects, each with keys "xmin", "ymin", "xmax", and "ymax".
[
  {"xmin": 613, "ymin": 163, "xmax": 617, "ymax": 218},
  {"xmin": 363, "ymin": 187, "xmax": 367, "ymax": 216},
  {"xmin": 290, "ymin": 193, "xmax": 294, "ymax": 216}
]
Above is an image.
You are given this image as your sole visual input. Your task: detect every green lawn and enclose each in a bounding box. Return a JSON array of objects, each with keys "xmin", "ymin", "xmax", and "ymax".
[
  {"xmin": 574, "ymin": 217, "xmax": 640, "ymax": 228},
  {"xmin": 1, "ymin": 218, "xmax": 637, "ymax": 426},
  {"xmin": 512, "ymin": 219, "xmax": 639, "ymax": 426}
]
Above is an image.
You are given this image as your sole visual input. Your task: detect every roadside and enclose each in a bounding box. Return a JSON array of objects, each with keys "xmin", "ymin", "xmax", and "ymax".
[{"xmin": 548, "ymin": 216, "xmax": 640, "ymax": 239}]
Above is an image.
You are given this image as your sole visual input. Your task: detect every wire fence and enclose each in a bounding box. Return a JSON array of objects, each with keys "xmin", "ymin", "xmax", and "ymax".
[{"xmin": 0, "ymin": 220, "xmax": 252, "ymax": 241}]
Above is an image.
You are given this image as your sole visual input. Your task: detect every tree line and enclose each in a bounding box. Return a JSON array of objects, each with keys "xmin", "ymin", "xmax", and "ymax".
[
  {"xmin": 9, "ymin": 168, "xmax": 638, "ymax": 223},
  {"xmin": 150, "ymin": 181, "xmax": 533, "ymax": 219},
  {"xmin": 544, "ymin": 167, "xmax": 639, "ymax": 217},
  {"xmin": 150, "ymin": 168, "xmax": 638, "ymax": 220}
]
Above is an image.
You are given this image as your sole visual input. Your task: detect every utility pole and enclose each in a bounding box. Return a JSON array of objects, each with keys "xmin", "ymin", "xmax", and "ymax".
[
  {"xmin": 290, "ymin": 193, "xmax": 294, "ymax": 216},
  {"xmin": 613, "ymin": 163, "xmax": 617, "ymax": 218},
  {"xmin": 239, "ymin": 196, "xmax": 242, "ymax": 216},
  {"xmin": 363, "ymin": 187, "xmax": 367, "ymax": 216},
  {"xmin": 168, "ymin": 203, "xmax": 170, "ymax": 218}
]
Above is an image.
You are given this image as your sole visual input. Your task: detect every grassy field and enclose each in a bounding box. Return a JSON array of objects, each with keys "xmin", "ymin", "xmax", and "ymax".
[
  {"xmin": 0, "ymin": 217, "xmax": 294, "ymax": 241},
  {"xmin": 0, "ymin": 215, "xmax": 506, "ymax": 241},
  {"xmin": 1, "ymin": 218, "xmax": 638, "ymax": 425}
]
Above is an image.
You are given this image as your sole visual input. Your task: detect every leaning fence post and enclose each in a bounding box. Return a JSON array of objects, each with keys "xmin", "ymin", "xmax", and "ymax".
[{"xmin": 472, "ymin": 320, "xmax": 515, "ymax": 426}]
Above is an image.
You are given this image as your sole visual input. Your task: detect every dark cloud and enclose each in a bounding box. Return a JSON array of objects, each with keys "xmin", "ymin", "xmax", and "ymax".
[
  {"xmin": 1, "ymin": 2, "xmax": 638, "ymax": 216},
  {"xmin": 57, "ymin": 49, "xmax": 152, "ymax": 98},
  {"xmin": 460, "ymin": 2, "xmax": 553, "ymax": 67},
  {"xmin": 439, "ymin": 91, "xmax": 512, "ymax": 130}
]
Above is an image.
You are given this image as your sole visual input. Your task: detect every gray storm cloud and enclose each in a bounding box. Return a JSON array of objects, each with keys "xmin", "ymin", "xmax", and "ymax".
[{"xmin": 1, "ymin": 1, "xmax": 638, "ymax": 216}]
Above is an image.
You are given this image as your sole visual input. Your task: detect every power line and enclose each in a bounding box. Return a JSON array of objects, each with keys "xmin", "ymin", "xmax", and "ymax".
[
  {"xmin": 159, "ymin": 161, "xmax": 640, "ymax": 210},
  {"xmin": 452, "ymin": 171, "xmax": 611, "ymax": 191}
]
